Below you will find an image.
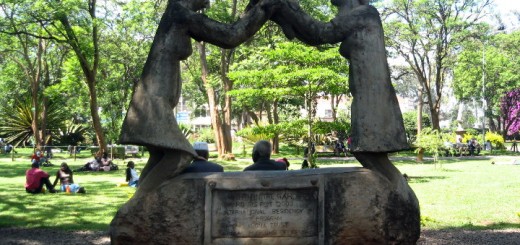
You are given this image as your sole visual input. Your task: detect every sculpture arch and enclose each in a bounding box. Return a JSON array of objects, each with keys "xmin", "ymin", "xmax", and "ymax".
[{"xmin": 113, "ymin": 0, "xmax": 420, "ymax": 243}]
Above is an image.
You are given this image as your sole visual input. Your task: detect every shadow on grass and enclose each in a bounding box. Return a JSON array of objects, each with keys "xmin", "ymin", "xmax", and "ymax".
[
  {"xmin": 452, "ymin": 222, "xmax": 520, "ymax": 230},
  {"xmin": 0, "ymin": 180, "xmax": 133, "ymax": 231},
  {"xmin": 407, "ymin": 175, "xmax": 447, "ymax": 183}
]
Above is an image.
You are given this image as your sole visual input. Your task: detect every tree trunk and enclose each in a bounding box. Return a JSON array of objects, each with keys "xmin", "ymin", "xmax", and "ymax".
[
  {"xmin": 416, "ymin": 88, "xmax": 424, "ymax": 162},
  {"xmin": 87, "ymin": 78, "xmax": 106, "ymax": 150},
  {"xmin": 429, "ymin": 107, "xmax": 440, "ymax": 130},
  {"xmin": 272, "ymin": 99, "xmax": 280, "ymax": 153},
  {"xmin": 198, "ymin": 42, "xmax": 226, "ymax": 156},
  {"xmin": 41, "ymin": 52, "xmax": 51, "ymax": 146},
  {"xmin": 220, "ymin": 49, "xmax": 233, "ymax": 155},
  {"xmin": 58, "ymin": 2, "xmax": 107, "ymax": 153},
  {"xmin": 330, "ymin": 95, "xmax": 337, "ymax": 122},
  {"xmin": 31, "ymin": 38, "xmax": 44, "ymax": 149}
]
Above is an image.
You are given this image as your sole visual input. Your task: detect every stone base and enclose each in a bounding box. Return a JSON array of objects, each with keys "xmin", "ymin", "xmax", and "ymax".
[{"xmin": 110, "ymin": 167, "xmax": 420, "ymax": 244}]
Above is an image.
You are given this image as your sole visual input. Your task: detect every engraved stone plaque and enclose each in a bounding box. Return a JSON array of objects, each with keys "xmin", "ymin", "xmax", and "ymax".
[{"xmin": 210, "ymin": 188, "xmax": 319, "ymax": 238}]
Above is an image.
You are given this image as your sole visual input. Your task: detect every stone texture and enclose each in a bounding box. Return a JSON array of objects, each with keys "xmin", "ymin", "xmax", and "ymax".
[{"xmin": 110, "ymin": 168, "xmax": 420, "ymax": 244}]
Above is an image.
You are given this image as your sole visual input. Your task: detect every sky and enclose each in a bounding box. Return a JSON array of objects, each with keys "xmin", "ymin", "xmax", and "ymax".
[{"xmin": 491, "ymin": 0, "xmax": 520, "ymax": 30}]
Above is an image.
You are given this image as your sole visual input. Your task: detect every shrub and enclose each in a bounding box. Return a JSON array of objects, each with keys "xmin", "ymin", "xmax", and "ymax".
[
  {"xmin": 195, "ymin": 127, "xmax": 215, "ymax": 143},
  {"xmin": 486, "ymin": 131, "xmax": 505, "ymax": 150}
]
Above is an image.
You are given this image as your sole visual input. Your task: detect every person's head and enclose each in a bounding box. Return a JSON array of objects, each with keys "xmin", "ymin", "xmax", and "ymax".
[
  {"xmin": 193, "ymin": 142, "xmax": 209, "ymax": 160},
  {"xmin": 60, "ymin": 162, "xmax": 71, "ymax": 172},
  {"xmin": 102, "ymin": 152, "xmax": 108, "ymax": 158},
  {"xmin": 252, "ymin": 140, "xmax": 271, "ymax": 162},
  {"xmin": 36, "ymin": 151, "xmax": 41, "ymax": 157},
  {"xmin": 127, "ymin": 161, "xmax": 135, "ymax": 169}
]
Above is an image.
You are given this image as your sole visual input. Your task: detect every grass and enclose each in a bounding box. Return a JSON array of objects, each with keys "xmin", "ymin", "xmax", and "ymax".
[
  {"xmin": 0, "ymin": 146, "xmax": 519, "ymax": 232},
  {"xmin": 396, "ymin": 157, "xmax": 520, "ymax": 230}
]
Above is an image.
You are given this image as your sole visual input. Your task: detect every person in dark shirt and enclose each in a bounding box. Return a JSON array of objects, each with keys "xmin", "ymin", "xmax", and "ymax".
[
  {"xmin": 244, "ymin": 140, "xmax": 286, "ymax": 171},
  {"xmin": 182, "ymin": 142, "xmax": 223, "ymax": 173}
]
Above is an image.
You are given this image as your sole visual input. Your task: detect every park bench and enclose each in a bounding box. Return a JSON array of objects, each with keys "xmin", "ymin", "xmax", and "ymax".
[
  {"xmin": 314, "ymin": 145, "xmax": 336, "ymax": 156},
  {"xmin": 90, "ymin": 145, "xmax": 141, "ymax": 159}
]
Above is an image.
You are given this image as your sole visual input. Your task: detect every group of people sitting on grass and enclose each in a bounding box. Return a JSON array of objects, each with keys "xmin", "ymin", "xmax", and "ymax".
[
  {"xmin": 25, "ymin": 140, "xmax": 292, "ymax": 194},
  {"xmin": 25, "ymin": 161, "xmax": 86, "ymax": 194},
  {"xmin": 76, "ymin": 152, "xmax": 118, "ymax": 172},
  {"xmin": 24, "ymin": 150, "xmax": 120, "ymax": 194}
]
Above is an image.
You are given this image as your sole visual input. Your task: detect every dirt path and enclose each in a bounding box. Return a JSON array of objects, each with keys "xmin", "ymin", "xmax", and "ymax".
[{"xmin": 2, "ymin": 227, "xmax": 520, "ymax": 244}]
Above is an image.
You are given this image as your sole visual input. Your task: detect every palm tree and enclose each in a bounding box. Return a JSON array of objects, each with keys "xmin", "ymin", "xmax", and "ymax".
[{"xmin": 0, "ymin": 97, "xmax": 68, "ymax": 147}]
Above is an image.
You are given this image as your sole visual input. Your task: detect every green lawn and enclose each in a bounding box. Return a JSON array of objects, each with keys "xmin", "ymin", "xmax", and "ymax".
[{"xmin": 0, "ymin": 147, "xmax": 519, "ymax": 232}]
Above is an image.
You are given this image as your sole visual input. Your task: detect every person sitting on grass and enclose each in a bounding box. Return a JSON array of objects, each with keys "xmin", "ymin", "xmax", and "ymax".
[
  {"xmin": 76, "ymin": 156, "xmax": 102, "ymax": 172},
  {"xmin": 25, "ymin": 162, "xmax": 57, "ymax": 194},
  {"xmin": 126, "ymin": 161, "xmax": 139, "ymax": 187},
  {"xmin": 52, "ymin": 162, "xmax": 86, "ymax": 194},
  {"xmin": 182, "ymin": 142, "xmax": 224, "ymax": 173},
  {"xmin": 100, "ymin": 152, "xmax": 118, "ymax": 171},
  {"xmin": 31, "ymin": 150, "xmax": 50, "ymax": 167}
]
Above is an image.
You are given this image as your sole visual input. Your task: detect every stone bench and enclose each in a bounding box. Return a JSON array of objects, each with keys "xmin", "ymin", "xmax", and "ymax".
[{"xmin": 110, "ymin": 167, "xmax": 420, "ymax": 244}]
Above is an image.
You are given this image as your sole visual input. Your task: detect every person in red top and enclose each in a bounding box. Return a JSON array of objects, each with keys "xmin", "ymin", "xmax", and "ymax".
[
  {"xmin": 31, "ymin": 151, "xmax": 46, "ymax": 167},
  {"xmin": 25, "ymin": 162, "xmax": 56, "ymax": 194}
]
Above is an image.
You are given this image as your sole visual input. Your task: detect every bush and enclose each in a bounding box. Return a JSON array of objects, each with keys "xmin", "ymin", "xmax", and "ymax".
[
  {"xmin": 486, "ymin": 131, "xmax": 505, "ymax": 150},
  {"xmin": 195, "ymin": 127, "xmax": 215, "ymax": 143}
]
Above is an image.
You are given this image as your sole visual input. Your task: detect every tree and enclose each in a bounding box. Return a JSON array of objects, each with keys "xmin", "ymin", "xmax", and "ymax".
[
  {"xmin": 0, "ymin": 0, "xmax": 112, "ymax": 152},
  {"xmin": 185, "ymin": 0, "xmax": 337, "ymax": 158},
  {"xmin": 454, "ymin": 30, "xmax": 520, "ymax": 133},
  {"xmin": 500, "ymin": 88, "xmax": 520, "ymax": 137},
  {"xmin": 193, "ymin": 0, "xmax": 248, "ymax": 158},
  {"xmin": 0, "ymin": 0, "xmax": 163, "ymax": 152},
  {"xmin": 382, "ymin": 0, "xmax": 492, "ymax": 130},
  {"xmin": 0, "ymin": 3, "xmax": 71, "ymax": 149},
  {"xmin": 228, "ymin": 42, "xmax": 348, "ymax": 155},
  {"xmin": 97, "ymin": 0, "xmax": 157, "ymax": 143},
  {"xmin": 0, "ymin": 96, "xmax": 67, "ymax": 147}
]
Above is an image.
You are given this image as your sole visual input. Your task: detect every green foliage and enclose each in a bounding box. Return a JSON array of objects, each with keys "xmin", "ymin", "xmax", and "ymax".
[
  {"xmin": 0, "ymin": 97, "xmax": 67, "ymax": 147},
  {"xmin": 312, "ymin": 120, "xmax": 350, "ymax": 136},
  {"xmin": 235, "ymin": 127, "xmax": 272, "ymax": 144},
  {"xmin": 195, "ymin": 127, "xmax": 215, "ymax": 144},
  {"xmin": 454, "ymin": 31, "xmax": 520, "ymax": 133},
  {"xmin": 236, "ymin": 119, "xmax": 350, "ymax": 147},
  {"xmin": 236, "ymin": 120, "xmax": 308, "ymax": 145},
  {"xmin": 414, "ymin": 128, "xmax": 450, "ymax": 167},
  {"xmin": 402, "ymin": 111, "xmax": 431, "ymax": 143},
  {"xmin": 178, "ymin": 123, "xmax": 192, "ymax": 139},
  {"xmin": 461, "ymin": 128, "xmax": 480, "ymax": 144},
  {"xmin": 485, "ymin": 131, "xmax": 505, "ymax": 150},
  {"xmin": 383, "ymin": 0, "xmax": 492, "ymax": 128},
  {"xmin": 55, "ymin": 124, "xmax": 90, "ymax": 146}
]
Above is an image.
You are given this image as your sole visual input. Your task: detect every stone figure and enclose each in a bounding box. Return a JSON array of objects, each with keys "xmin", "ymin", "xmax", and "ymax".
[
  {"xmin": 270, "ymin": 0, "xmax": 413, "ymax": 193},
  {"xmin": 272, "ymin": 0, "xmax": 407, "ymax": 153},
  {"xmin": 119, "ymin": 0, "xmax": 278, "ymax": 193}
]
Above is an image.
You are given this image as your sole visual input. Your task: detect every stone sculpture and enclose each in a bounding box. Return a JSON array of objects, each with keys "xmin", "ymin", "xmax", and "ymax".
[
  {"xmin": 119, "ymin": 0, "xmax": 277, "ymax": 194},
  {"xmin": 113, "ymin": 0, "xmax": 420, "ymax": 243}
]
